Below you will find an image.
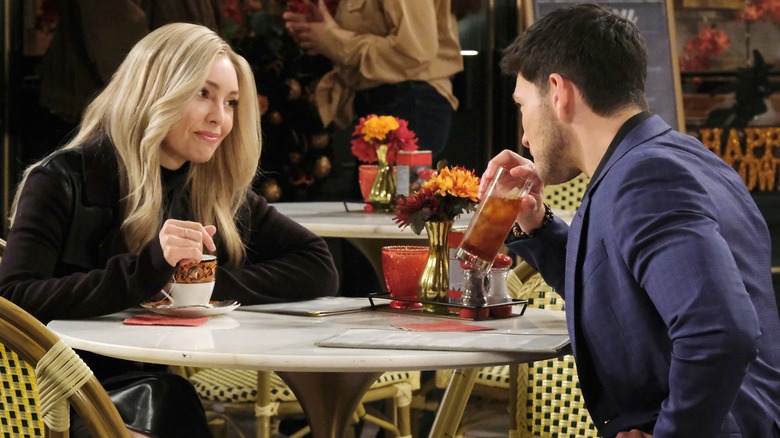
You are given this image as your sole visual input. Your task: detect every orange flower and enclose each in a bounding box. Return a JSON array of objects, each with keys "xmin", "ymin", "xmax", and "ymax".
[
  {"xmin": 424, "ymin": 166, "xmax": 480, "ymax": 202},
  {"xmin": 361, "ymin": 116, "xmax": 400, "ymax": 142}
]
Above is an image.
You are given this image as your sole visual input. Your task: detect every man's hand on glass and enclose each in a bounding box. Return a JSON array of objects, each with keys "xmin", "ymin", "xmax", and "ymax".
[{"xmin": 482, "ymin": 149, "xmax": 546, "ymax": 236}]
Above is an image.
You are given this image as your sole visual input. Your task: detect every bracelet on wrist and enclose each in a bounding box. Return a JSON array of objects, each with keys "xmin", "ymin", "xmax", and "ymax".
[{"xmin": 511, "ymin": 203, "xmax": 553, "ymax": 240}]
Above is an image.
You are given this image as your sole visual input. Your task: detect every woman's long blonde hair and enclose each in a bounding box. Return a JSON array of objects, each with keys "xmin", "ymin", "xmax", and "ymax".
[{"xmin": 12, "ymin": 23, "xmax": 262, "ymax": 266}]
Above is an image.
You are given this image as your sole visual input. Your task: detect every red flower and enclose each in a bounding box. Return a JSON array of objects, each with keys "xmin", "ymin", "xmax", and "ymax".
[{"xmin": 393, "ymin": 188, "xmax": 440, "ymax": 234}]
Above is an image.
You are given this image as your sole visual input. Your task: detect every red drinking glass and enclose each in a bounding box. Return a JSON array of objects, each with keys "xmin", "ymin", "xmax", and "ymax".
[{"xmin": 381, "ymin": 245, "xmax": 428, "ymax": 309}]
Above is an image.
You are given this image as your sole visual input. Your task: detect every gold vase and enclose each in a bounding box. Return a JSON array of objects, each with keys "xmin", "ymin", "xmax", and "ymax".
[
  {"xmin": 419, "ymin": 220, "xmax": 452, "ymax": 313},
  {"xmin": 368, "ymin": 144, "xmax": 396, "ymax": 212}
]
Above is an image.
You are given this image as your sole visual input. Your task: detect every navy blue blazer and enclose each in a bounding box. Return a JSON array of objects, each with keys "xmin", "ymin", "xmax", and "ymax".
[{"xmin": 509, "ymin": 115, "xmax": 780, "ymax": 437}]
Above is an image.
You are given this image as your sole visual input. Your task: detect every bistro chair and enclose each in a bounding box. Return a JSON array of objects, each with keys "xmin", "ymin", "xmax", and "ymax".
[
  {"xmin": 515, "ymin": 174, "xmax": 596, "ymax": 437},
  {"xmin": 0, "ymin": 247, "xmax": 129, "ymax": 438},
  {"xmin": 173, "ymin": 365, "xmax": 419, "ymax": 438},
  {"xmin": 511, "ymin": 270, "xmax": 597, "ymax": 437}
]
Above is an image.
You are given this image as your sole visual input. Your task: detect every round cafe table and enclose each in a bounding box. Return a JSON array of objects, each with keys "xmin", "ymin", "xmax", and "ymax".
[{"xmin": 48, "ymin": 305, "xmax": 569, "ymax": 438}]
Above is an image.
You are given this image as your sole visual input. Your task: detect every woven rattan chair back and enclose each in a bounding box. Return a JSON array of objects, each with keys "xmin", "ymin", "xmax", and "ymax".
[
  {"xmin": 1, "ymin": 343, "xmax": 44, "ymax": 437},
  {"xmin": 0, "ymin": 293, "xmax": 129, "ymax": 438},
  {"xmin": 542, "ymin": 173, "xmax": 589, "ymax": 211},
  {"xmin": 511, "ymin": 269, "xmax": 598, "ymax": 437},
  {"xmin": 0, "ymin": 238, "xmax": 42, "ymax": 437}
]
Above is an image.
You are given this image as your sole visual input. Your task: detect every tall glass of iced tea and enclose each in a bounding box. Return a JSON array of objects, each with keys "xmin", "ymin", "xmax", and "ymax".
[{"xmin": 455, "ymin": 166, "xmax": 532, "ymax": 271}]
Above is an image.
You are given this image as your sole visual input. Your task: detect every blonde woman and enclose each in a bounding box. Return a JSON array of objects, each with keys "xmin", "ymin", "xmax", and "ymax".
[{"xmin": 0, "ymin": 23, "xmax": 339, "ymax": 436}]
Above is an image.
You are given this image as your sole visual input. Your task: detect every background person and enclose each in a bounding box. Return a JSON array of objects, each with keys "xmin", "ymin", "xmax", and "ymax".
[
  {"xmin": 40, "ymin": 0, "xmax": 221, "ymax": 125},
  {"xmin": 30, "ymin": 0, "xmax": 221, "ymax": 163},
  {"xmin": 282, "ymin": 0, "xmax": 464, "ymax": 298},
  {"xmin": 0, "ymin": 22, "xmax": 339, "ymax": 436},
  {"xmin": 486, "ymin": 4, "xmax": 780, "ymax": 437},
  {"xmin": 282, "ymin": 0, "xmax": 463, "ymax": 157}
]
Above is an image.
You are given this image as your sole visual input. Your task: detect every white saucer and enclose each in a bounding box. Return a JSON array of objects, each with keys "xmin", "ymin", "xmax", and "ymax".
[{"xmin": 141, "ymin": 300, "xmax": 241, "ymax": 317}]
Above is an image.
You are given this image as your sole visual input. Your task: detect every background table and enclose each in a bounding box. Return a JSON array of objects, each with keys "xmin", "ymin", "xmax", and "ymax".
[
  {"xmin": 49, "ymin": 305, "xmax": 569, "ymax": 438},
  {"xmin": 271, "ymin": 202, "xmax": 472, "ymax": 239},
  {"xmin": 272, "ymin": 201, "xmax": 574, "ymax": 237},
  {"xmin": 272, "ymin": 202, "xmax": 573, "ymax": 279},
  {"xmin": 273, "ymin": 202, "xmax": 472, "ymax": 287}
]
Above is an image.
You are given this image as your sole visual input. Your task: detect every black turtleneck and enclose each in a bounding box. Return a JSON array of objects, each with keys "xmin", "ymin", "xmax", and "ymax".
[{"xmin": 161, "ymin": 162, "xmax": 192, "ymax": 221}]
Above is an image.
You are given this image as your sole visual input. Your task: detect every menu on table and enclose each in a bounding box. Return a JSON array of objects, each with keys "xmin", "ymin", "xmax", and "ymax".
[{"xmin": 238, "ymin": 296, "xmax": 377, "ymax": 316}]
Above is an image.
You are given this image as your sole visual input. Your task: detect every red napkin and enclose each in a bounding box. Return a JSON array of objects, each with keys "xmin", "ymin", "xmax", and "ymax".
[
  {"xmin": 123, "ymin": 314, "xmax": 211, "ymax": 326},
  {"xmin": 393, "ymin": 321, "xmax": 495, "ymax": 332}
]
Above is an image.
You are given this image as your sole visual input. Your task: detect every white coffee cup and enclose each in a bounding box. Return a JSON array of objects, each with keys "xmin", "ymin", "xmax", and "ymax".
[
  {"xmin": 161, "ymin": 255, "xmax": 217, "ymax": 307},
  {"xmin": 162, "ymin": 282, "xmax": 214, "ymax": 307}
]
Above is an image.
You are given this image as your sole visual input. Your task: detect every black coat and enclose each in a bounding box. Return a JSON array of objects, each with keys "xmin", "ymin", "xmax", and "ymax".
[{"xmin": 0, "ymin": 135, "xmax": 338, "ymax": 323}]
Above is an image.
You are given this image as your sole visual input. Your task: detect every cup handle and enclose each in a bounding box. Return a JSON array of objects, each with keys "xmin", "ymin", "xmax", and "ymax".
[{"xmin": 160, "ymin": 283, "xmax": 175, "ymax": 304}]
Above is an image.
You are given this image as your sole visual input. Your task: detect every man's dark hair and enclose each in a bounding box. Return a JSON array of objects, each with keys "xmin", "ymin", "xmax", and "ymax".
[{"xmin": 500, "ymin": 3, "xmax": 649, "ymax": 116}]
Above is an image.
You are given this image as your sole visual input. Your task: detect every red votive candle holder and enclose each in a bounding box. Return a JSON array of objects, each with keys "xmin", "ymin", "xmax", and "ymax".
[{"xmin": 381, "ymin": 245, "xmax": 428, "ymax": 309}]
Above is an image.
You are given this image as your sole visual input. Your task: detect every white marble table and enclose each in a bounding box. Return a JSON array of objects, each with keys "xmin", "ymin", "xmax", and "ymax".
[{"xmin": 49, "ymin": 305, "xmax": 569, "ymax": 438}]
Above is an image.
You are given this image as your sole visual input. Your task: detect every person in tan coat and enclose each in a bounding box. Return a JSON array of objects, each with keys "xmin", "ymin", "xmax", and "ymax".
[{"xmin": 283, "ymin": 0, "xmax": 464, "ymax": 156}]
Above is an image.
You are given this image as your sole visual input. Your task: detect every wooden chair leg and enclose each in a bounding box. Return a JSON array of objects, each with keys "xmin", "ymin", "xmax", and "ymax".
[
  {"xmin": 509, "ymin": 364, "xmax": 519, "ymax": 433},
  {"xmin": 256, "ymin": 371, "xmax": 272, "ymax": 438},
  {"xmin": 428, "ymin": 368, "xmax": 478, "ymax": 438}
]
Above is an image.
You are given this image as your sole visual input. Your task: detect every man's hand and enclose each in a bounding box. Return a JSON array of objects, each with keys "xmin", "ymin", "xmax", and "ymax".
[{"xmin": 482, "ymin": 150, "xmax": 545, "ymax": 235}]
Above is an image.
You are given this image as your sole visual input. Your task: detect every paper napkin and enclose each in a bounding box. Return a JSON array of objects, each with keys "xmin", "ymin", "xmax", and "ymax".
[{"xmin": 123, "ymin": 314, "xmax": 211, "ymax": 327}]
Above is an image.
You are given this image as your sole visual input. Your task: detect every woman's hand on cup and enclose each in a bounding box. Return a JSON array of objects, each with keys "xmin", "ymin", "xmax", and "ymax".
[
  {"xmin": 159, "ymin": 219, "xmax": 217, "ymax": 268},
  {"xmin": 482, "ymin": 150, "xmax": 546, "ymax": 234}
]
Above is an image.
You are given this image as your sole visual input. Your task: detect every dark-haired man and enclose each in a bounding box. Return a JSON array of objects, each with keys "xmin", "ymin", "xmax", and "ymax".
[{"xmin": 485, "ymin": 4, "xmax": 780, "ymax": 437}]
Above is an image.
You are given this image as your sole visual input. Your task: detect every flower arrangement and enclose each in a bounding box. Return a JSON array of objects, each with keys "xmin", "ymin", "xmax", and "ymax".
[
  {"xmin": 679, "ymin": 25, "xmax": 730, "ymax": 72},
  {"xmin": 351, "ymin": 114, "xmax": 419, "ymax": 164},
  {"xmin": 742, "ymin": 0, "xmax": 780, "ymax": 23},
  {"xmin": 394, "ymin": 166, "xmax": 480, "ymax": 234}
]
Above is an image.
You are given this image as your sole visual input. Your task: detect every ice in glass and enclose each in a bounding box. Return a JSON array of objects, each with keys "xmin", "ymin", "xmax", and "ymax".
[{"xmin": 456, "ymin": 167, "xmax": 532, "ymax": 271}]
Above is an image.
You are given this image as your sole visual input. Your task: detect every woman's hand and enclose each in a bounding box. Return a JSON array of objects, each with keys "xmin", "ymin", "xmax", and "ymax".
[
  {"xmin": 158, "ymin": 219, "xmax": 217, "ymax": 267},
  {"xmin": 481, "ymin": 149, "xmax": 546, "ymax": 235}
]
